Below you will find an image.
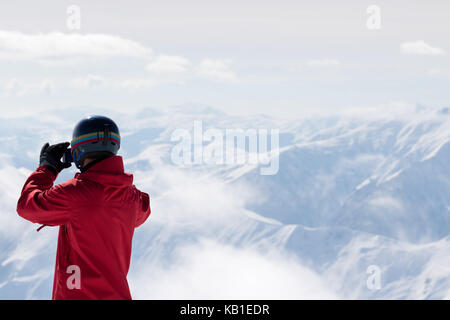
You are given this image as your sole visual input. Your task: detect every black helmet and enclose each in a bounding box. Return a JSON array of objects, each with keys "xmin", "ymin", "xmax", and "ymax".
[{"xmin": 71, "ymin": 115, "xmax": 121, "ymax": 169}]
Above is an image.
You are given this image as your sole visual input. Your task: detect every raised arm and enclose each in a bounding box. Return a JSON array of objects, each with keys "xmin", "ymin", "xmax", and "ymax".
[
  {"xmin": 17, "ymin": 142, "xmax": 73, "ymax": 226},
  {"xmin": 17, "ymin": 165, "xmax": 73, "ymax": 225}
]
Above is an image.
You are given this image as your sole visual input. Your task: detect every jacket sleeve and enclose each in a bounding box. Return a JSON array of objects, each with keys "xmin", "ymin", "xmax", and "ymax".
[
  {"xmin": 17, "ymin": 165, "xmax": 73, "ymax": 226},
  {"xmin": 135, "ymin": 190, "xmax": 151, "ymax": 228}
]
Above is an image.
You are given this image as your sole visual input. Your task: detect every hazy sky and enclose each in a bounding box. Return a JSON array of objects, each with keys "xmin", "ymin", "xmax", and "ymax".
[{"xmin": 0, "ymin": 0, "xmax": 449, "ymax": 118}]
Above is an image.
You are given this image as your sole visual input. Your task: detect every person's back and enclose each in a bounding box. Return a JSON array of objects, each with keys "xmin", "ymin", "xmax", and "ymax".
[{"xmin": 16, "ymin": 115, "xmax": 150, "ymax": 300}]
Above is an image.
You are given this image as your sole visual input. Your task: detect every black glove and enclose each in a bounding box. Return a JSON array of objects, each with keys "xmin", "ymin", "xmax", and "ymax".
[{"xmin": 39, "ymin": 142, "xmax": 72, "ymax": 174}]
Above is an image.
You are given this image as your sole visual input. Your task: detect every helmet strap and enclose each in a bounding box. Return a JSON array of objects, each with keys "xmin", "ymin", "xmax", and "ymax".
[{"xmin": 103, "ymin": 124, "xmax": 110, "ymax": 146}]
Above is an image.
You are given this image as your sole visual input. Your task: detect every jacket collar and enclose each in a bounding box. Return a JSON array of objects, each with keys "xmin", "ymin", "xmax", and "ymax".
[
  {"xmin": 75, "ymin": 155, "xmax": 133, "ymax": 186},
  {"xmin": 80, "ymin": 154, "xmax": 112, "ymax": 173}
]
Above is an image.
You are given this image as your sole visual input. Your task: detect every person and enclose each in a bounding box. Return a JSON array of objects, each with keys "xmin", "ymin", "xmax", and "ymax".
[{"xmin": 16, "ymin": 115, "xmax": 151, "ymax": 300}]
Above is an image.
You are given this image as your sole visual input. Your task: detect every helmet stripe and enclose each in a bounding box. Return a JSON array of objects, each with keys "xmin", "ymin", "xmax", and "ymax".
[
  {"xmin": 71, "ymin": 131, "xmax": 121, "ymax": 147},
  {"xmin": 71, "ymin": 138, "xmax": 101, "ymax": 150},
  {"xmin": 71, "ymin": 137, "xmax": 121, "ymax": 150}
]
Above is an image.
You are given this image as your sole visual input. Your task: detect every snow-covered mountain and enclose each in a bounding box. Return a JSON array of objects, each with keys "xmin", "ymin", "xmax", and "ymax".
[{"xmin": 0, "ymin": 104, "xmax": 449, "ymax": 299}]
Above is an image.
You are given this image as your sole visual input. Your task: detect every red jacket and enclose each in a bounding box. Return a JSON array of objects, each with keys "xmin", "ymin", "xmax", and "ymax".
[{"xmin": 17, "ymin": 156, "xmax": 151, "ymax": 300}]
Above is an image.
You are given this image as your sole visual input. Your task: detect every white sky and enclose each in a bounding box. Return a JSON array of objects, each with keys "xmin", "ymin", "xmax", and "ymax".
[{"xmin": 0, "ymin": 0, "xmax": 449, "ymax": 118}]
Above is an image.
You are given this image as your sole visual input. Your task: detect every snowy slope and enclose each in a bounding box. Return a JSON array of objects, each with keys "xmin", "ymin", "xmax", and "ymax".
[{"xmin": 0, "ymin": 104, "xmax": 449, "ymax": 299}]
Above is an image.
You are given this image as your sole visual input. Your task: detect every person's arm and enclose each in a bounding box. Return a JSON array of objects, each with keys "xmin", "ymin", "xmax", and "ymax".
[
  {"xmin": 135, "ymin": 190, "xmax": 151, "ymax": 228},
  {"xmin": 17, "ymin": 141, "xmax": 73, "ymax": 226},
  {"xmin": 17, "ymin": 165, "xmax": 73, "ymax": 225}
]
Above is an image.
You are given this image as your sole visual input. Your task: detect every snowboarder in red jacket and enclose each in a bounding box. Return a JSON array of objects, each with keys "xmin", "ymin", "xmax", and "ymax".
[{"xmin": 17, "ymin": 115, "xmax": 151, "ymax": 300}]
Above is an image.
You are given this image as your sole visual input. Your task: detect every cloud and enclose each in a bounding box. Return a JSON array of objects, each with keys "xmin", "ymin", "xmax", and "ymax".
[
  {"xmin": 401, "ymin": 41, "xmax": 445, "ymax": 56},
  {"xmin": 146, "ymin": 55, "xmax": 191, "ymax": 73},
  {"xmin": 72, "ymin": 74, "xmax": 105, "ymax": 88},
  {"xmin": 0, "ymin": 162, "xmax": 36, "ymax": 239},
  {"xmin": 197, "ymin": 59, "xmax": 238, "ymax": 82},
  {"xmin": 369, "ymin": 196, "xmax": 403, "ymax": 212},
  {"xmin": 305, "ymin": 58, "xmax": 340, "ymax": 68},
  {"xmin": 143, "ymin": 57, "xmax": 238, "ymax": 83},
  {"xmin": 131, "ymin": 163, "xmax": 252, "ymax": 226},
  {"xmin": 0, "ymin": 31, "xmax": 151, "ymax": 61},
  {"xmin": 118, "ymin": 77, "xmax": 183, "ymax": 89},
  {"xmin": 126, "ymin": 154, "xmax": 336, "ymax": 299},
  {"xmin": 2, "ymin": 78, "xmax": 55, "ymax": 96},
  {"xmin": 427, "ymin": 68, "xmax": 441, "ymax": 76},
  {"xmin": 130, "ymin": 239, "xmax": 338, "ymax": 299},
  {"xmin": 0, "ymin": 31, "xmax": 238, "ymax": 86},
  {"xmin": 69, "ymin": 56, "xmax": 239, "ymax": 89}
]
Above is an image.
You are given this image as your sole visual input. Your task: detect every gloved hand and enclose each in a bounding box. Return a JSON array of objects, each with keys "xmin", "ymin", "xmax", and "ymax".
[{"xmin": 39, "ymin": 142, "xmax": 72, "ymax": 175}]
